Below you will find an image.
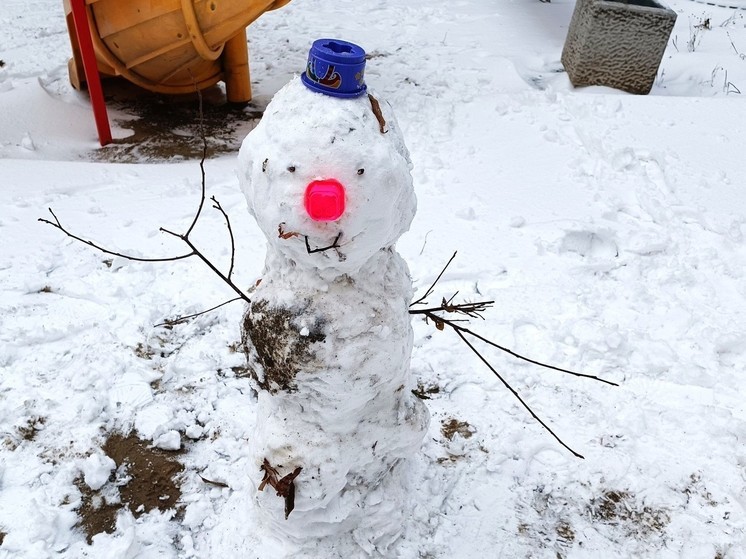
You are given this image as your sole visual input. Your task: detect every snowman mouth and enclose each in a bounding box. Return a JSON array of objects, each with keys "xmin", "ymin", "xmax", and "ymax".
[
  {"xmin": 304, "ymin": 232, "xmax": 343, "ymax": 255},
  {"xmin": 277, "ymin": 223, "xmax": 346, "ymax": 259}
]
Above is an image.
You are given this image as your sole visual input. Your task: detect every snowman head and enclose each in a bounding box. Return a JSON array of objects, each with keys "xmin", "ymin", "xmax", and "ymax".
[{"xmin": 237, "ymin": 73, "xmax": 415, "ymax": 278}]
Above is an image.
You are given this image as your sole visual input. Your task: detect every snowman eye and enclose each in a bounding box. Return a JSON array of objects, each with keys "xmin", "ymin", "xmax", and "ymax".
[
  {"xmin": 287, "ymin": 165, "xmax": 296, "ymax": 173},
  {"xmin": 262, "ymin": 159, "xmax": 268, "ymax": 172},
  {"xmin": 357, "ymin": 168, "xmax": 365, "ymax": 175}
]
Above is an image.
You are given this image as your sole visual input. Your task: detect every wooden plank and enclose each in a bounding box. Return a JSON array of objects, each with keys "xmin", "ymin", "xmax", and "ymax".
[
  {"xmin": 92, "ymin": 0, "xmax": 180, "ymax": 38},
  {"xmin": 101, "ymin": 12, "xmax": 188, "ymax": 62},
  {"xmin": 125, "ymin": 37, "xmax": 192, "ymax": 69}
]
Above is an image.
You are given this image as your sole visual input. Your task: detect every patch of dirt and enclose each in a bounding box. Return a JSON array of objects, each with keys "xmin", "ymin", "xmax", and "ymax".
[
  {"xmin": 588, "ymin": 490, "xmax": 670, "ymax": 537},
  {"xmin": 441, "ymin": 418, "xmax": 475, "ymax": 440},
  {"xmin": 75, "ymin": 432, "xmax": 184, "ymax": 543},
  {"xmin": 684, "ymin": 472, "xmax": 719, "ymax": 507},
  {"xmin": 74, "ymin": 478, "xmax": 121, "ymax": 544},
  {"xmin": 90, "ymin": 80, "xmax": 264, "ymax": 163},
  {"xmin": 519, "ymin": 484, "xmax": 671, "ymax": 556},
  {"xmin": 230, "ymin": 365, "xmax": 251, "ymax": 378},
  {"xmin": 555, "ymin": 520, "xmax": 575, "ymax": 544},
  {"xmin": 0, "ymin": 531, "xmax": 5, "ymax": 545},
  {"xmin": 241, "ymin": 300, "xmax": 325, "ymax": 393},
  {"xmin": 104, "ymin": 433, "xmax": 184, "ymax": 514},
  {"xmin": 133, "ymin": 331, "xmax": 182, "ymax": 361},
  {"xmin": 16, "ymin": 416, "xmax": 46, "ymax": 442},
  {"xmin": 412, "ymin": 382, "xmax": 440, "ymax": 400},
  {"xmin": 134, "ymin": 342, "xmax": 156, "ymax": 360}
]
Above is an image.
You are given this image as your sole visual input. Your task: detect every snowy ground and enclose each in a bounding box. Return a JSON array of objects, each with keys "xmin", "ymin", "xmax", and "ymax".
[{"xmin": 2, "ymin": 0, "xmax": 746, "ymax": 557}]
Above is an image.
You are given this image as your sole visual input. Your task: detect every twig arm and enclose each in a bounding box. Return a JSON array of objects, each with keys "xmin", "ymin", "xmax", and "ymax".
[
  {"xmin": 211, "ymin": 196, "xmax": 237, "ymax": 280},
  {"xmin": 459, "ymin": 323, "xmax": 618, "ymax": 386},
  {"xmin": 185, "ymin": 86, "xmax": 208, "ymax": 237},
  {"xmin": 39, "ymin": 209, "xmax": 195, "ymax": 262},
  {"xmin": 160, "ymin": 227, "xmax": 250, "ymax": 304},
  {"xmin": 411, "ymin": 251, "xmax": 457, "ymax": 306},
  {"xmin": 155, "ymin": 297, "xmax": 242, "ymax": 327},
  {"xmin": 454, "ymin": 327, "xmax": 584, "ymax": 459}
]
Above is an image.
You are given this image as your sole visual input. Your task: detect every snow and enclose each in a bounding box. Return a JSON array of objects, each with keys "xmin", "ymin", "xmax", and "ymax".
[
  {"xmin": 2, "ymin": 0, "xmax": 746, "ymax": 558},
  {"xmin": 80, "ymin": 454, "xmax": 116, "ymax": 492}
]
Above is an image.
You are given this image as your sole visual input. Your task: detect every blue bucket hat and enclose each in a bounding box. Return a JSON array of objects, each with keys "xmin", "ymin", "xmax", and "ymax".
[{"xmin": 301, "ymin": 38, "xmax": 367, "ymax": 98}]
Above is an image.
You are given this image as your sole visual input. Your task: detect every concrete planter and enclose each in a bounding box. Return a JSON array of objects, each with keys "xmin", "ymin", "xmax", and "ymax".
[{"xmin": 561, "ymin": 0, "xmax": 677, "ymax": 95}]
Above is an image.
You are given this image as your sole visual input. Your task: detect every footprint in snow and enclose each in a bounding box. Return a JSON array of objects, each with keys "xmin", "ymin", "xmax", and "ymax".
[{"xmin": 558, "ymin": 230, "xmax": 619, "ymax": 259}]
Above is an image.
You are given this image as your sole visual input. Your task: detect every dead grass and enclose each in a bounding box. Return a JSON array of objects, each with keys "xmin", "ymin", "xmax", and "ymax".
[
  {"xmin": 16, "ymin": 416, "xmax": 46, "ymax": 442},
  {"xmin": 440, "ymin": 418, "xmax": 474, "ymax": 440},
  {"xmin": 588, "ymin": 490, "xmax": 670, "ymax": 537}
]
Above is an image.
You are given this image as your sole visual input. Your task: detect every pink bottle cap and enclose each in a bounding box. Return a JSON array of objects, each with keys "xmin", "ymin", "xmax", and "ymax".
[{"xmin": 305, "ymin": 179, "xmax": 346, "ymax": 221}]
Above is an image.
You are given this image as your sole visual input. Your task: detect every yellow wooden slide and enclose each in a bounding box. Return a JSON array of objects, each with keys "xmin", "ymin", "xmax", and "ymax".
[{"xmin": 64, "ymin": 0, "xmax": 292, "ymax": 103}]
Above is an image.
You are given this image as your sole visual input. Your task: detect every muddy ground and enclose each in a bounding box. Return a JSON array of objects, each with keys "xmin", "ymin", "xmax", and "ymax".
[{"xmin": 90, "ymin": 79, "xmax": 263, "ymax": 163}]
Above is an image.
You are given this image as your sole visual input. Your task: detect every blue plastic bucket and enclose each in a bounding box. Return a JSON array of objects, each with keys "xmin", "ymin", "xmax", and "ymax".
[{"xmin": 301, "ymin": 39, "xmax": 367, "ymax": 98}]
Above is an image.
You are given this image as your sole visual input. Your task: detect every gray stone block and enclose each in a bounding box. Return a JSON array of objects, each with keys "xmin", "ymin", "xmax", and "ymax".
[{"xmin": 561, "ymin": 0, "xmax": 677, "ymax": 95}]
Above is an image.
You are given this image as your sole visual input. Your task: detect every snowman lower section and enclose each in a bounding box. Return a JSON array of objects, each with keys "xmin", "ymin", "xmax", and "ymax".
[{"xmin": 241, "ymin": 249, "xmax": 429, "ymax": 553}]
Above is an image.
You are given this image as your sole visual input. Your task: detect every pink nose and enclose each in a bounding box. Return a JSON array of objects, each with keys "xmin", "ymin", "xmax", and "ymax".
[{"xmin": 304, "ymin": 179, "xmax": 346, "ymax": 221}]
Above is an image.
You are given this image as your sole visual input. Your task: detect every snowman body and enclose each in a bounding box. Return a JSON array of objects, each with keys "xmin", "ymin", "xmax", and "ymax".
[{"xmin": 237, "ymin": 76, "xmax": 428, "ymax": 553}]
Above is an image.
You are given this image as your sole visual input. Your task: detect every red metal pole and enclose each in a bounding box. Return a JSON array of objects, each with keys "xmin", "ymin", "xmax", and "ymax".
[{"xmin": 69, "ymin": 0, "xmax": 112, "ymax": 146}]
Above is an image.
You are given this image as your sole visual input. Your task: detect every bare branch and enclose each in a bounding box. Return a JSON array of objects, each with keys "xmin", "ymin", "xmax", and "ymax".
[
  {"xmin": 410, "ymin": 251, "xmax": 618, "ymax": 458},
  {"xmin": 420, "ymin": 310, "xmax": 618, "ymax": 386},
  {"xmin": 410, "ymin": 299, "xmax": 494, "ymax": 320},
  {"xmin": 454, "ymin": 327, "xmax": 584, "ymax": 459},
  {"xmin": 411, "ymin": 250, "xmax": 457, "ymax": 306},
  {"xmin": 409, "ymin": 253, "xmax": 617, "ymax": 386},
  {"xmin": 185, "ymin": 83, "xmax": 208, "ymax": 237},
  {"xmin": 211, "ymin": 196, "xmax": 236, "ymax": 280},
  {"xmin": 40, "ymin": 84, "xmax": 253, "ymax": 309},
  {"xmin": 460, "ymin": 319, "xmax": 616, "ymax": 386},
  {"xmin": 39, "ymin": 209, "xmax": 194, "ymax": 262},
  {"xmin": 181, "ymin": 235, "xmax": 250, "ymax": 304},
  {"xmin": 155, "ymin": 297, "xmax": 242, "ymax": 327},
  {"xmin": 159, "ymin": 227, "xmax": 183, "ymax": 240}
]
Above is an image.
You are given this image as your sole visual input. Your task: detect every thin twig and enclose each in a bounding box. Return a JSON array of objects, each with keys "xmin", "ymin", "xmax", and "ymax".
[
  {"xmin": 411, "ymin": 251, "xmax": 618, "ymax": 458},
  {"xmin": 198, "ymin": 474, "xmax": 230, "ymax": 488},
  {"xmin": 411, "ymin": 250, "xmax": 457, "ymax": 306},
  {"xmin": 40, "ymin": 82, "xmax": 253, "ymax": 315},
  {"xmin": 211, "ymin": 196, "xmax": 236, "ymax": 280},
  {"xmin": 305, "ymin": 233, "xmax": 342, "ymax": 254},
  {"xmin": 185, "ymin": 80, "xmax": 208, "ymax": 237},
  {"xmin": 160, "ymin": 227, "xmax": 250, "ymax": 304},
  {"xmin": 155, "ymin": 297, "xmax": 242, "ymax": 327},
  {"xmin": 39, "ymin": 209, "xmax": 194, "ymax": 262},
  {"xmin": 727, "ymin": 31, "xmax": 740, "ymax": 55},
  {"xmin": 421, "ymin": 311, "xmax": 618, "ymax": 386},
  {"xmin": 454, "ymin": 327, "xmax": 584, "ymax": 459},
  {"xmin": 411, "ymin": 299, "xmax": 494, "ymax": 320},
  {"xmin": 409, "ymin": 253, "xmax": 617, "ymax": 386}
]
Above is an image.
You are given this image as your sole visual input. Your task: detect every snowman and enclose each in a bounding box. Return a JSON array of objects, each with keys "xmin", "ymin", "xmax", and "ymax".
[{"xmin": 237, "ymin": 39, "xmax": 429, "ymax": 554}]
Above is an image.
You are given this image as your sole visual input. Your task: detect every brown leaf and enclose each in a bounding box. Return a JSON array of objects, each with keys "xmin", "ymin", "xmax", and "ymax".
[
  {"xmin": 258, "ymin": 459, "xmax": 302, "ymax": 519},
  {"xmin": 278, "ymin": 223, "xmax": 300, "ymax": 239},
  {"xmin": 368, "ymin": 94, "xmax": 387, "ymax": 134}
]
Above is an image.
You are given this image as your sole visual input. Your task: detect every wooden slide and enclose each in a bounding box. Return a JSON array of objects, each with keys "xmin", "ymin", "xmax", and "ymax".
[{"xmin": 64, "ymin": 0, "xmax": 292, "ymax": 103}]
